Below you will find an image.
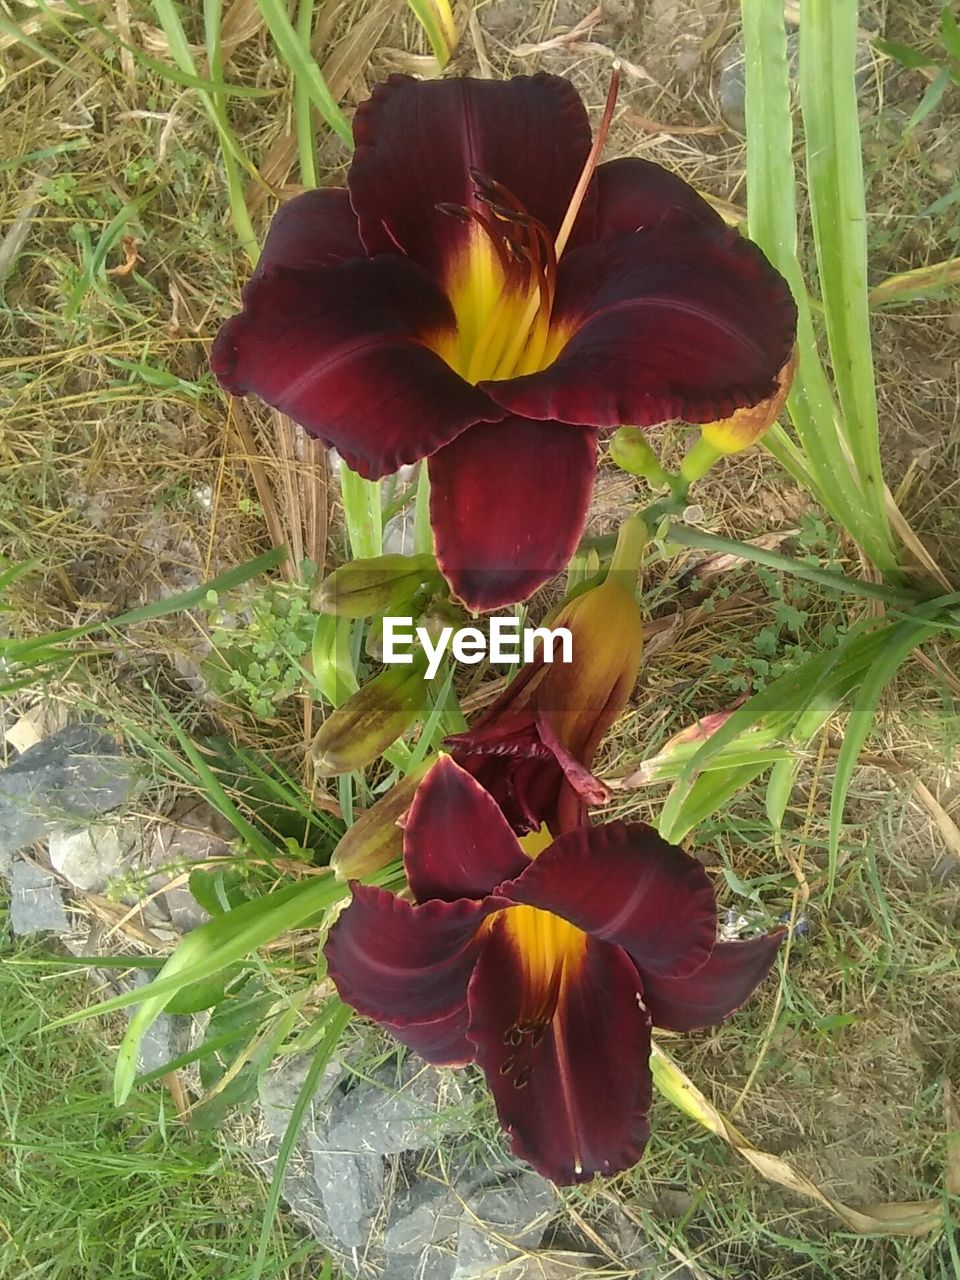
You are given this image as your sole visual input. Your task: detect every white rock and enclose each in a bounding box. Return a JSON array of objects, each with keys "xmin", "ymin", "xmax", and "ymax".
[{"xmin": 48, "ymin": 823, "xmax": 133, "ymax": 891}]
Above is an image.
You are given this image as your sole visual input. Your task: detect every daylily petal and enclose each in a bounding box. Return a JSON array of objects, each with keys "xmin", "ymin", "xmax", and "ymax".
[
  {"xmin": 349, "ymin": 73, "xmax": 594, "ymax": 281},
  {"xmin": 428, "ymin": 418, "xmax": 597, "ymax": 612},
  {"xmin": 641, "ymin": 931, "xmax": 784, "ymax": 1032},
  {"xmin": 590, "ymin": 157, "xmax": 723, "ymax": 237},
  {"xmin": 324, "ymin": 884, "xmax": 493, "ymax": 1066},
  {"xmin": 403, "ymin": 755, "xmax": 528, "ymax": 903},
  {"xmin": 211, "ymin": 255, "xmax": 502, "ymax": 480},
  {"xmin": 500, "ymin": 822, "xmax": 716, "ymax": 979},
  {"xmin": 483, "ymin": 217, "xmax": 797, "ymax": 429},
  {"xmin": 468, "ymin": 922, "xmax": 652, "ymax": 1184},
  {"xmin": 254, "ymin": 188, "xmax": 365, "ymax": 275}
]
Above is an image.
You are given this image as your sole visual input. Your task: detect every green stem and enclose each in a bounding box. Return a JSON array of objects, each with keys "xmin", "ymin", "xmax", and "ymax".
[
  {"xmin": 663, "ymin": 524, "xmax": 919, "ymax": 607},
  {"xmin": 339, "ymin": 464, "xmax": 382, "ymax": 560},
  {"xmin": 294, "ymin": 0, "xmax": 318, "ymax": 189},
  {"xmin": 413, "ymin": 464, "xmax": 433, "ymax": 556},
  {"xmin": 609, "ymin": 513, "xmax": 650, "ymax": 576},
  {"xmin": 678, "ymin": 435, "xmax": 724, "ymax": 486}
]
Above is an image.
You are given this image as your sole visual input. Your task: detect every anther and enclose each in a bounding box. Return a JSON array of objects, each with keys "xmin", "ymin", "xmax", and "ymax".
[
  {"xmin": 513, "ymin": 1065, "xmax": 532, "ymax": 1090},
  {"xmin": 435, "ymin": 202, "xmax": 472, "ymax": 220}
]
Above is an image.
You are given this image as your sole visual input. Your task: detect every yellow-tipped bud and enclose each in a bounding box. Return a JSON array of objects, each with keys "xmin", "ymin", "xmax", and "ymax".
[
  {"xmin": 311, "ymin": 657, "xmax": 428, "ymax": 776},
  {"xmin": 699, "ymin": 345, "xmax": 798, "ymax": 455},
  {"xmin": 330, "ymin": 758, "xmax": 434, "ymax": 879},
  {"xmin": 318, "ymin": 554, "xmax": 438, "ymax": 618}
]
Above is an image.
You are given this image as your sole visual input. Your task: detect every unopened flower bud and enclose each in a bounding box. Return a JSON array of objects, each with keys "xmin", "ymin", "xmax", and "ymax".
[
  {"xmin": 330, "ymin": 758, "xmax": 435, "ymax": 879},
  {"xmin": 318, "ymin": 553, "xmax": 438, "ymax": 618},
  {"xmin": 311, "ymin": 656, "xmax": 429, "ymax": 776},
  {"xmin": 609, "ymin": 427, "xmax": 671, "ymax": 487}
]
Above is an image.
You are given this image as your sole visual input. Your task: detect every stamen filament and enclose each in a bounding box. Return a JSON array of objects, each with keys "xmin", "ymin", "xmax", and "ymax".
[{"xmin": 490, "ymin": 68, "xmax": 621, "ymax": 382}]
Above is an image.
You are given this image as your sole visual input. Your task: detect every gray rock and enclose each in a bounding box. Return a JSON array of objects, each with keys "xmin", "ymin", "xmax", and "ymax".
[
  {"xmin": 386, "ymin": 1247, "xmax": 457, "ymax": 1280},
  {"xmin": 258, "ymin": 1052, "xmax": 344, "ymax": 1143},
  {"xmin": 0, "ymin": 725, "xmax": 135, "ymax": 871},
  {"xmin": 8, "ymin": 858, "xmax": 70, "ymax": 934},
  {"xmin": 48, "ymin": 823, "xmax": 135, "ymax": 892},
  {"xmin": 324, "ymin": 1062, "xmax": 469, "ymax": 1157},
  {"xmin": 454, "ymin": 1171, "xmax": 558, "ymax": 1279},
  {"xmin": 385, "ymin": 1182, "xmax": 462, "ymax": 1256},
  {"xmin": 308, "ymin": 1142, "xmax": 383, "ymax": 1249},
  {"xmin": 137, "ymin": 1012, "xmax": 191, "ymax": 1074},
  {"xmin": 717, "ymin": 33, "xmax": 873, "ymax": 132},
  {"xmin": 147, "ymin": 800, "xmax": 234, "ymax": 932},
  {"xmin": 129, "ymin": 972, "xmax": 192, "ymax": 1072}
]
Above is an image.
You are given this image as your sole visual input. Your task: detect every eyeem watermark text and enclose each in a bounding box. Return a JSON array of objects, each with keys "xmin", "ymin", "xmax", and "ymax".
[{"xmin": 384, "ymin": 616, "xmax": 573, "ymax": 680}]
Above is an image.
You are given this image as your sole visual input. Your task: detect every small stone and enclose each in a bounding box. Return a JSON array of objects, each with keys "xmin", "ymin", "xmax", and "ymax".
[
  {"xmin": 0, "ymin": 725, "xmax": 135, "ymax": 872},
  {"xmin": 385, "ymin": 1182, "xmax": 461, "ymax": 1256},
  {"xmin": 48, "ymin": 823, "xmax": 135, "ymax": 891},
  {"xmin": 9, "ymin": 858, "xmax": 70, "ymax": 934},
  {"xmin": 387, "ymin": 1249, "xmax": 457, "ymax": 1280},
  {"xmin": 308, "ymin": 1143, "xmax": 383, "ymax": 1249},
  {"xmin": 137, "ymin": 1013, "xmax": 191, "ymax": 1073},
  {"xmin": 453, "ymin": 1171, "xmax": 558, "ymax": 1279},
  {"xmin": 147, "ymin": 799, "xmax": 234, "ymax": 931},
  {"xmin": 257, "ymin": 1052, "xmax": 344, "ymax": 1143},
  {"xmin": 324, "ymin": 1062, "xmax": 469, "ymax": 1157}
]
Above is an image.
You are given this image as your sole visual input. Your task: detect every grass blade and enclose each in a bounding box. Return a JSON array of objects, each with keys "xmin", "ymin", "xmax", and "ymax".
[
  {"xmin": 295, "ymin": 0, "xmax": 318, "ymax": 189},
  {"xmin": 799, "ymin": 0, "xmax": 895, "ymax": 567},
  {"xmin": 251, "ymin": 1003, "xmax": 350, "ymax": 1280},
  {"xmin": 826, "ymin": 619, "xmax": 943, "ymax": 900},
  {"xmin": 255, "ymin": 0, "xmax": 351, "ymax": 145},
  {"xmin": 740, "ymin": 0, "xmax": 899, "ymax": 572}
]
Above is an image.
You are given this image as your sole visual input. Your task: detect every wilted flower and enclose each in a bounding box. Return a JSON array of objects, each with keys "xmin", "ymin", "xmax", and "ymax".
[
  {"xmin": 325, "ymin": 756, "xmax": 783, "ymax": 1185},
  {"xmin": 212, "ymin": 73, "xmax": 796, "ymax": 611},
  {"xmin": 679, "ymin": 345, "xmax": 799, "ymax": 484},
  {"xmin": 447, "ymin": 520, "xmax": 645, "ymax": 833}
]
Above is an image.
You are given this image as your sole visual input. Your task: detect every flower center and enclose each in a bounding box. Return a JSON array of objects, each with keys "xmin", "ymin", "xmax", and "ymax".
[
  {"xmin": 428, "ymin": 69, "xmax": 621, "ymax": 388},
  {"xmin": 433, "ymin": 173, "xmax": 567, "ymax": 385},
  {"xmin": 497, "ymin": 902, "xmax": 587, "ymax": 1083}
]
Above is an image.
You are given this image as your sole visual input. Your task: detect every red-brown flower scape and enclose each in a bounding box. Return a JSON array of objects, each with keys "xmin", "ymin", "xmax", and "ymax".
[
  {"xmin": 211, "ymin": 73, "xmax": 797, "ymax": 611},
  {"xmin": 325, "ymin": 757, "xmax": 783, "ymax": 1185}
]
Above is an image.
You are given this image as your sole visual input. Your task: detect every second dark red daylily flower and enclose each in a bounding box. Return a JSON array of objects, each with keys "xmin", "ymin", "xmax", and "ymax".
[
  {"xmin": 325, "ymin": 756, "xmax": 784, "ymax": 1185},
  {"xmin": 211, "ymin": 73, "xmax": 797, "ymax": 612}
]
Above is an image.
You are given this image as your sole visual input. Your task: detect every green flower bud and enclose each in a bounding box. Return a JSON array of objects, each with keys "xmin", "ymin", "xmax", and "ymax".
[
  {"xmin": 311, "ymin": 655, "xmax": 429, "ymax": 776},
  {"xmin": 318, "ymin": 553, "xmax": 438, "ymax": 618},
  {"xmin": 329, "ymin": 758, "xmax": 435, "ymax": 880},
  {"xmin": 609, "ymin": 427, "xmax": 671, "ymax": 487}
]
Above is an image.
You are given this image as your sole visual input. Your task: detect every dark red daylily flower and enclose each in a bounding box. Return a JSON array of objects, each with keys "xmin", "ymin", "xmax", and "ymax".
[
  {"xmin": 446, "ymin": 564, "xmax": 643, "ymax": 834},
  {"xmin": 324, "ymin": 756, "xmax": 783, "ymax": 1185},
  {"xmin": 211, "ymin": 73, "xmax": 797, "ymax": 612}
]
